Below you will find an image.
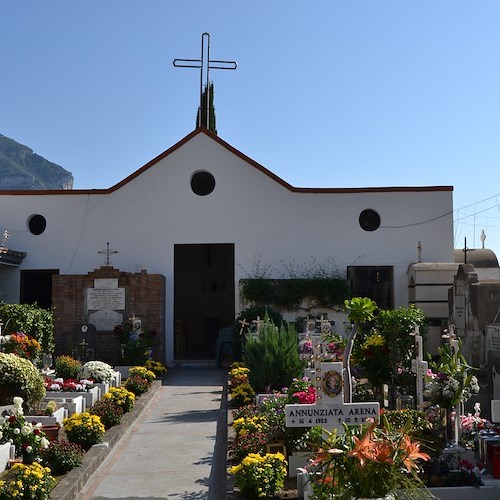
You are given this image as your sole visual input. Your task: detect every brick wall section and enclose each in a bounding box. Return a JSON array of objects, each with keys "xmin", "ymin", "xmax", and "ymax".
[{"xmin": 52, "ymin": 267, "xmax": 166, "ymax": 365}]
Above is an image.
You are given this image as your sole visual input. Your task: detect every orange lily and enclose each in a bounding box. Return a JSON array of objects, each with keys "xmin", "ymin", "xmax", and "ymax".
[
  {"xmin": 401, "ymin": 435, "xmax": 430, "ymax": 472},
  {"xmin": 347, "ymin": 422, "xmax": 378, "ymax": 466}
]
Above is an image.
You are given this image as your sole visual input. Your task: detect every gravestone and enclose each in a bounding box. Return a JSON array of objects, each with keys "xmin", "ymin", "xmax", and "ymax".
[{"xmin": 52, "ymin": 266, "xmax": 166, "ymax": 365}]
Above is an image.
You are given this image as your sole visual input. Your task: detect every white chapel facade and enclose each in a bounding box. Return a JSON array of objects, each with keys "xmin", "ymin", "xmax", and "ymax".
[{"xmin": 0, "ymin": 128, "xmax": 454, "ymax": 364}]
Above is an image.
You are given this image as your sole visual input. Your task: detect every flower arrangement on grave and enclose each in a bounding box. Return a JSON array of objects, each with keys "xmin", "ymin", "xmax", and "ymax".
[
  {"xmin": 229, "ymin": 363, "xmax": 250, "ymax": 387},
  {"xmin": 304, "ymin": 416, "xmax": 433, "ymax": 499},
  {"xmin": 63, "ymin": 412, "xmax": 106, "ymax": 450},
  {"xmin": 80, "ymin": 360, "xmax": 116, "ymax": 383},
  {"xmin": 90, "ymin": 398, "xmax": 124, "ymax": 429},
  {"xmin": 454, "ymin": 402, "xmax": 495, "ymax": 449},
  {"xmin": 44, "ymin": 377, "xmax": 94, "ymax": 392},
  {"xmin": 285, "ymin": 377, "xmax": 316, "ymax": 404},
  {"xmin": 124, "ymin": 374, "xmax": 151, "ymax": 396},
  {"xmin": 424, "ymin": 342, "xmax": 479, "ymax": 410},
  {"xmin": 128, "ymin": 365, "xmax": 156, "ymax": 382},
  {"xmin": 229, "ymin": 452, "xmax": 287, "ymax": 499},
  {"xmin": 0, "ymin": 353, "xmax": 45, "ymax": 408},
  {"xmin": 230, "ymin": 383, "xmax": 255, "ymax": 408},
  {"xmin": 144, "ymin": 359, "xmax": 167, "ymax": 378},
  {"xmin": 2, "ymin": 332, "xmax": 42, "ymax": 361},
  {"xmin": 323, "ymin": 331, "xmax": 347, "ymax": 361},
  {"xmin": 101, "ymin": 386, "xmax": 135, "ymax": 412},
  {"xmin": 298, "ymin": 338, "xmax": 313, "ymax": 355},
  {"xmin": 114, "ymin": 323, "xmax": 156, "ymax": 365},
  {"xmin": 232, "ymin": 415, "xmax": 268, "ymax": 437},
  {"xmin": 229, "ymin": 430, "xmax": 268, "ymax": 464},
  {"xmin": 54, "ymin": 355, "xmax": 82, "ymax": 380},
  {"xmin": 0, "ymin": 397, "xmax": 50, "ymax": 462},
  {"xmin": 0, "ymin": 462, "xmax": 55, "ymax": 500},
  {"xmin": 41, "ymin": 439, "xmax": 84, "ymax": 476}
]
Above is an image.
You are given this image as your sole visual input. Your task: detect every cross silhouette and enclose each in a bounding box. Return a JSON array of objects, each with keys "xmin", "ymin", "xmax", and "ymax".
[
  {"xmin": 173, "ymin": 33, "xmax": 237, "ymax": 128},
  {"xmin": 98, "ymin": 242, "xmax": 118, "ymax": 267}
]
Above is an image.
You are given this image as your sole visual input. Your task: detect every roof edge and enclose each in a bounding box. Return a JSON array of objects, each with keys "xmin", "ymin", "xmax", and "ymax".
[{"xmin": 0, "ymin": 127, "xmax": 455, "ymax": 195}]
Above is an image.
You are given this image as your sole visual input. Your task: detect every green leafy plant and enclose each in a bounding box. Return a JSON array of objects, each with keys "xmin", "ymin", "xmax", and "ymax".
[
  {"xmin": 63, "ymin": 412, "xmax": 106, "ymax": 451},
  {"xmin": 90, "ymin": 399, "xmax": 124, "ymax": 429},
  {"xmin": 243, "ymin": 317, "xmax": 305, "ymax": 392},
  {"xmin": 229, "ymin": 452, "xmax": 287, "ymax": 499},
  {"xmin": 0, "ymin": 302, "xmax": 55, "ymax": 354},
  {"xmin": 41, "ymin": 439, "xmax": 84, "ymax": 475},
  {"xmin": 54, "ymin": 355, "xmax": 82, "ymax": 380},
  {"xmin": 0, "ymin": 462, "xmax": 55, "ymax": 500}
]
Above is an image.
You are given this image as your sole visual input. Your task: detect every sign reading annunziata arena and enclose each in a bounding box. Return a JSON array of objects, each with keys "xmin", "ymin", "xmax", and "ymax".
[{"xmin": 285, "ymin": 402, "xmax": 380, "ymax": 430}]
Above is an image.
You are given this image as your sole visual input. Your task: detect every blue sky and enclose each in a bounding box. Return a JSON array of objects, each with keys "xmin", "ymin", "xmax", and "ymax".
[{"xmin": 1, "ymin": 1, "xmax": 500, "ymax": 256}]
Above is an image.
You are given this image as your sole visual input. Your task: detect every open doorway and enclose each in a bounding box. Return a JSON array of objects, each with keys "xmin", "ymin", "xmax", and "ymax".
[
  {"xmin": 174, "ymin": 244, "xmax": 235, "ymax": 359},
  {"xmin": 20, "ymin": 269, "xmax": 59, "ymax": 309}
]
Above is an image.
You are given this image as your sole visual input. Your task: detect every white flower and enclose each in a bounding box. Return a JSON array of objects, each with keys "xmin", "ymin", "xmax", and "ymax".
[
  {"xmin": 13, "ymin": 428, "xmax": 20, "ymax": 435},
  {"xmin": 25, "ymin": 445, "xmax": 33, "ymax": 453},
  {"xmin": 21, "ymin": 425, "xmax": 32, "ymax": 436},
  {"xmin": 13, "ymin": 396, "xmax": 23, "ymax": 406},
  {"xmin": 40, "ymin": 437, "xmax": 50, "ymax": 449}
]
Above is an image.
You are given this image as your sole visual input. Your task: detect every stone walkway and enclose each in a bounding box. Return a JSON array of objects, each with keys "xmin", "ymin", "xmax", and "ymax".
[{"xmin": 77, "ymin": 367, "xmax": 227, "ymax": 500}]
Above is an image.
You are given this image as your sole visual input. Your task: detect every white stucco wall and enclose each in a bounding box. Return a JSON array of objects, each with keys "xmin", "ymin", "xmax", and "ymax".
[{"xmin": 0, "ymin": 130, "xmax": 454, "ymax": 363}]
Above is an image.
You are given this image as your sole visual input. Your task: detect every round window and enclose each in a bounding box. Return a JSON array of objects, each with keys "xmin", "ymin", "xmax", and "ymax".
[
  {"xmin": 191, "ymin": 171, "xmax": 215, "ymax": 196},
  {"xmin": 359, "ymin": 209, "xmax": 381, "ymax": 232},
  {"xmin": 28, "ymin": 214, "xmax": 47, "ymax": 235}
]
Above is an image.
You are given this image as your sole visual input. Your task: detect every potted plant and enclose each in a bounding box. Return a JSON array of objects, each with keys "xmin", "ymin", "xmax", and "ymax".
[
  {"xmin": 303, "ymin": 416, "xmax": 433, "ymax": 499},
  {"xmin": 0, "ymin": 397, "xmax": 50, "ymax": 462},
  {"xmin": 0, "ymin": 462, "xmax": 55, "ymax": 499},
  {"xmin": 229, "ymin": 451, "xmax": 287, "ymax": 499},
  {"xmin": 0, "ymin": 353, "xmax": 46, "ymax": 409},
  {"xmin": 63, "ymin": 412, "xmax": 106, "ymax": 451}
]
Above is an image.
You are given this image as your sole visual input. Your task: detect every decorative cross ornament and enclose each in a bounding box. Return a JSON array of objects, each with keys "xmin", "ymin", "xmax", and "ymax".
[
  {"xmin": 238, "ymin": 318, "xmax": 249, "ymax": 335},
  {"xmin": 173, "ymin": 33, "xmax": 237, "ymax": 129},
  {"xmin": 98, "ymin": 242, "xmax": 118, "ymax": 267}
]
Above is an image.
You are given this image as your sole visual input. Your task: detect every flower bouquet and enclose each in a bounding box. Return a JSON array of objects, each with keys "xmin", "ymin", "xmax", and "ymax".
[
  {"xmin": 229, "ymin": 452, "xmax": 287, "ymax": 499},
  {"xmin": 80, "ymin": 360, "xmax": 116, "ymax": 383},
  {"xmin": 2, "ymin": 332, "xmax": 41, "ymax": 361},
  {"xmin": 0, "ymin": 462, "xmax": 55, "ymax": 499},
  {"xmin": 44, "ymin": 377, "xmax": 94, "ymax": 392},
  {"xmin": 305, "ymin": 416, "xmax": 434, "ymax": 499},
  {"xmin": 63, "ymin": 412, "xmax": 105, "ymax": 450},
  {"xmin": 0, "ymin": 397, "xmax": 50, "ymax": 462}
]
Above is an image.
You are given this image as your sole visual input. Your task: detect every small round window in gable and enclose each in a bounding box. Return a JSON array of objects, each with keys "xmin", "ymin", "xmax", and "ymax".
[
  {"xmin": 359, "ymin": 209, "xmax": 380, "ymax": 232},
  {"xmin": 191, "ymin": 171, "xmax": 215, "ymax": 196},
  {"xmin": 28, "ymin": 214, "xmax": 47, "ymax": 235}
]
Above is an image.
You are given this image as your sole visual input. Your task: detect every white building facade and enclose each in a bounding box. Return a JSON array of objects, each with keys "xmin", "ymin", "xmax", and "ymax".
[{"xmin": 0, "ymin": 129, "xmax": 454, "ymax": 364}]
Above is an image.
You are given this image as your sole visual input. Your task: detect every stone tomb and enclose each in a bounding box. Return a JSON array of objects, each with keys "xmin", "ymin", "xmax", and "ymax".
[
  {"xmin": 285, "ymin": 361, "xmax": 380, "ymax": 431},
  {"xmin": 52, "ymin": 266, "xmax": 166, "ymax": 365}
]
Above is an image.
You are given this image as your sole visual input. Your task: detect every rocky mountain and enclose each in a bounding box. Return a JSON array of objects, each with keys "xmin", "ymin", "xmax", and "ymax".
[{"xmin": 0, "ymin": 134, "xmax": 73, "ymax": 190}]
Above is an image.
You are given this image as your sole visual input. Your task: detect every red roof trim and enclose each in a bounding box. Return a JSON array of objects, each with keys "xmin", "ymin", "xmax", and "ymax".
[{"xmin": 0, "ymin": 128, "xmax": 454, "ymax": 195}]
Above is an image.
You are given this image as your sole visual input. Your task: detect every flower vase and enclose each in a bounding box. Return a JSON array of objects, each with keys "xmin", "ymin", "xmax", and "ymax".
[{"xmin": 22, "ymin": 450, "xmax": 34, "ymax": 464}]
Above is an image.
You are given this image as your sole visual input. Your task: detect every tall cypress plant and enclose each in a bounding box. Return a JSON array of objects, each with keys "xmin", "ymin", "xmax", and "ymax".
[
  {"xmin": 243, "ymin": 317, "xmax": 305, "ymax": 392},
  {"xmin": 196, "ymin": 82, "xmax": 217, "ymax": 134}
]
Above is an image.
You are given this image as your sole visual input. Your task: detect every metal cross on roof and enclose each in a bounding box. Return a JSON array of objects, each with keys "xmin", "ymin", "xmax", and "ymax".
[
  {"xmin": 98, "ymin": 242, "xmax": 118, "ymax": 267},
  {"xmin": 173, "ymin": 32, "xmax": 237, "ymax": 129}
]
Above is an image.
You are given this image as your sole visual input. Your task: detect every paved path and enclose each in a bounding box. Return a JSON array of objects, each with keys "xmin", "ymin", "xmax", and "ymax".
[{"xmin": 79, "ymin": 367, "xmax": 227, "ymax": 500}]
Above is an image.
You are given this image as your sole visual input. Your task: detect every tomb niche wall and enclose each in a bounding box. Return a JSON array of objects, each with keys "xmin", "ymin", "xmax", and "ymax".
[{"xmin": 52, "ymin": 267, "xmax": 166, "ymax": 365}]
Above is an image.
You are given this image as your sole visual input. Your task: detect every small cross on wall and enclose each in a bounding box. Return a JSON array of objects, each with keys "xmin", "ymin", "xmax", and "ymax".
[{"xmin": 98, "ymin": 242, "xmax": 118, "ymax": 267}]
